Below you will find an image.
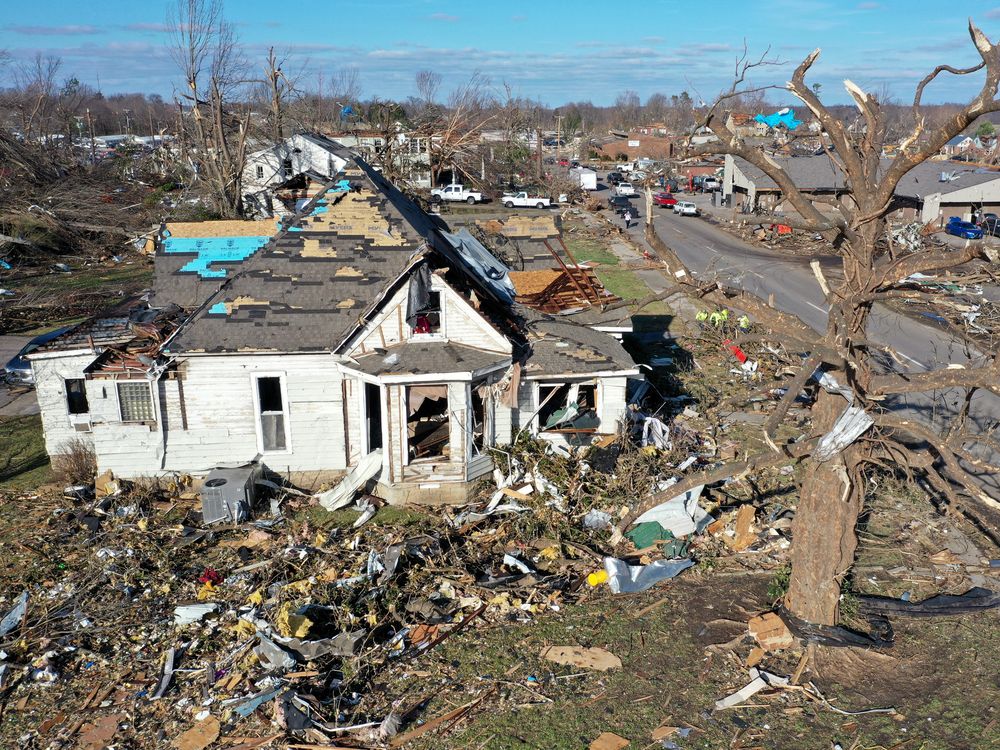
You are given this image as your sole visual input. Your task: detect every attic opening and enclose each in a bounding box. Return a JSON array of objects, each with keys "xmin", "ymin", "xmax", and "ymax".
[
  {"xmin": 407, "ymin": 385, "xmax": 449, "ymax": 461},
  {"xmin": 412, "ymin": 290, "xmax": 441, "ymax": 335},
  {"xmin": 537, "ymin": 382, "xmax": 599, "ymax": 433}
]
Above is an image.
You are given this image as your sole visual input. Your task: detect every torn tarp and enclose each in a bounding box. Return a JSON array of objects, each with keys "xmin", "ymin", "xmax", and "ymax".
[
  {"xmin": 405, "ymin": 262, "xmax": 433, "ymax": 326},
  {"xmin": 641, "ymin": 416, "xmax": 671, "ymax": 450},
  {"xmin": 604, "ymin": 557, "xmax": 693, "ymax": 594},
  {"xmin": 633, "ymin": 484, "xmax": 712, "ymax": 537},
  {"xmin": 0, "ymin": 591, "xmax": 28, "ymax": 637},
  {"xmin": 441, "ymin": 229, "xmax": 516, "ymax": 303},
  {"xmin": 858, "ymin": 587, "xmax": 1000, "ymax": 618}
]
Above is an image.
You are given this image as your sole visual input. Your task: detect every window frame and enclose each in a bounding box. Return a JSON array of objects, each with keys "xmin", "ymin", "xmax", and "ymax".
[
  {"xmin": 409, "ymin": 287, "xmax": 446, "ymax": 341},
  {"xmin": 116, "ymin": 380, "xmax": 156, "ymax": 424},
  {"xmin": 64, "ymin": 378, "xmax": 90, "ymax": 416},
  {"xmin": 255, "ymin": 164, "xmax": 264, "ymax": 180},
  {"xmin": 251, "ymin": 372, "xmax": 292, "ymax": 455}
]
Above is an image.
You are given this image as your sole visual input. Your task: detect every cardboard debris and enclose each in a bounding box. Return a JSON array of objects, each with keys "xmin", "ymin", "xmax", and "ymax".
[
  {"xmin": 171, "ymin": 715, "xmax": 221, "ymax": 750},
  {"xmin": 651, "ymin": 725, "xmax": 680, "ymax": 741},
  {"xmin": 730, "ymin": 504, "xmax": 756, "ymax": 551},
  {"xmin": 540, "ymin": 645, "xmax": 622, "ymax": 671},
  {"xmin": 79, "ymin": 714, "xmax": 124, "ymax": 750},
  {"xmin": 590, "ymin": 731, "xmax": 630, "ymax": 750},
  {"xmin": 748, "ymin": 612, "xmax": 795, "ymax": 652}
]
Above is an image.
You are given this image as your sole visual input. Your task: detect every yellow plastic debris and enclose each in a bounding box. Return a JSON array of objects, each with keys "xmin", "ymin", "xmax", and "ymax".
[{"xmin": 587, "ymin": 569, "xmax": 609, "ymax": 587}]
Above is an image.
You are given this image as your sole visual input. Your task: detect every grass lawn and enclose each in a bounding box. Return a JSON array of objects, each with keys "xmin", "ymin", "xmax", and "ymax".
[
  {"xmin": 0, "ymin": 414, "xmax": 52, "ymax": 489},
  {"xmin": 14, "ymin": 261, "xmax": 152, "ymax": 297}
]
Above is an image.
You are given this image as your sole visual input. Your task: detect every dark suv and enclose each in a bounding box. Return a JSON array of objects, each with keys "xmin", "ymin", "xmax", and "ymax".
[
  {"xmin": 607, "ymin": 171, "xmax": 624, "ymax": 185},
  {"xmin": 607, "ymin": 195, "xmax": 636, "ymax": 214}
]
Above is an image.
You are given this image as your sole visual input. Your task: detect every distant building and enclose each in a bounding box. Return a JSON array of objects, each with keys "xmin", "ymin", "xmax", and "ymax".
[{"xmin": 724, "ymin": 153, "xmax": 1000, "ymax": 225}]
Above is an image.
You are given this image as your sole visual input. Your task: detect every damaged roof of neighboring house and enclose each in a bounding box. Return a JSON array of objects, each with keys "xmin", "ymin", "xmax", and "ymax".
[
  {"xmin": 732, "ymin": 155, "xmax": 1000, "ymax": 197},
  {"xmin": 468, "ymin": 215, "xmax": 568, "ymax": 271},
  {"xmin": 509, "ymin": 265, "xmax": 620, "ymax": 314},
  {"xmin": 348, "ymin": 341, "xmax": 510, "ymax": 378},
  {"xmin": 31, "ymin": 302, "xmax": 184, "ymax": 366},
  {"xmin": 522, "ymin": 314, "xmax": 637, "ymax": 377}
]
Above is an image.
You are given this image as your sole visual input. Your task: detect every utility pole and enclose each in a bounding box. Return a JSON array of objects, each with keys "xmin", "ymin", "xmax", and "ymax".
[
  {"xmin": 555, "ymin": 113, "xmax": 563, "ymax": 162},
  {"xmin": 86, "ymin": 108, "xmax": 96, "ymax": 165},
  {"xmin": 535, "ymin": 127, "xmax": 542, "ymax": 181}
]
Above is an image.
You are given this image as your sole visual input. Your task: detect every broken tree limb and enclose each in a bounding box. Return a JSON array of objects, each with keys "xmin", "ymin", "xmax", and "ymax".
[{"xmin": 618, "ymin": 438, "xmax": 820, "ymax": 532}]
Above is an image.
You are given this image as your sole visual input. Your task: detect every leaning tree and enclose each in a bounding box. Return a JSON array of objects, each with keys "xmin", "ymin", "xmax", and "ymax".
[{"xmin": 623, "ymin": 21, "xmax": 1000, "ymax": 626}]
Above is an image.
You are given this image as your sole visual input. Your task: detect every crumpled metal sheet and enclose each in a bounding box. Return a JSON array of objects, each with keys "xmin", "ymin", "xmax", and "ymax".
[{"xmin": 814, "ymin": 405, "xmax": 874, "ymax": 462}]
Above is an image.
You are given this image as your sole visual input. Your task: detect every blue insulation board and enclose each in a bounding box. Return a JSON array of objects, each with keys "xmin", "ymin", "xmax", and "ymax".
[{"xmin": 162, "ymin": 236, "xmax": 270, "ymax": 278}]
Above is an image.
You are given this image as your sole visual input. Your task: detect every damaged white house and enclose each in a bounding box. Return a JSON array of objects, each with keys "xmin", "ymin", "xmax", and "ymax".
[{"xmin": 30, "ymin": 142, "xmax": 640, "ymax": 503}]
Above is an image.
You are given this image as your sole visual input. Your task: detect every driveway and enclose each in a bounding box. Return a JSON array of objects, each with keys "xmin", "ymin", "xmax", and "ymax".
[{"xmin": 0, "ymin": 335, "xmax": 40, "ymax": 417}]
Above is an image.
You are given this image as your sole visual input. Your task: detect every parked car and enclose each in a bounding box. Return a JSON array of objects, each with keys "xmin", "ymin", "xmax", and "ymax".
[
  {"xmin": 976, "ymin": 212, "xmax": 999, "ymax": 226},
  {"xmin": 653, "ymin": 192, "xmax": 678, "ymax": 207},
  {"xmin": 3, "ymin": 326, "xmax": 74, "ymax": 384},
  {"xmin": 945, "ymin": 217, "xmax": 983, "ymax": 239},
  {"xmin": 614, "ymin": 182, "xmax": 635, "ymax": 197},
  {"xmin": 701, "ymin": 177, "xmax": 721, "ymax": 192},
  {"xmin": 502, "ymin": 191, "xmax": 551, "ymax": 208},
  {"xmin": 628, "ymin": 170, "xmax": 648, "ymax": 182},
  {"xmin": 607, "ymin": 195, "xmax": 635, "ymax": 212},
  {"xmin": 557, "ymin": 158, "xmax": 569, "ymax": 167},
  {"xmin": 981, "ymin": 217, "xmax": 1000, "ymax": 236},
  {"xmin": 673, "ymin": 201, "xmax": 699, "ymax": 216},
  {"xmin": 606, "ymin": 171, "xmax": 624, "ymax": 185},
  {"xmin": 430, "ymin": 183, "xmax": 483, "ymax": 204}
]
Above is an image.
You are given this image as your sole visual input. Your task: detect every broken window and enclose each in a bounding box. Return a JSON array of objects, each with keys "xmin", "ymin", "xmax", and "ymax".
[
  {"xmin": 256, "ymin": 376, "xmax": 288, "ymax": 452},
  {"xmin": 537, "ymin": 383, "xmax": 599, "ymax": 432},
  {"xmin": 407, "ymin": 385, "xmax": 449, "ymax": 461},
  {"xmin": 65, "ymin": 378, "xmax": 89, "ymax": 415},
  {"xmin": 281, "ymin": 157, "xmax": 293, "ymax": 178},
  {"xmin": 412, "ymin": 290, "xmax": 442, "ymax": 335},
  {"xmin": 117, "ymin": 381, "xmax": 154, "ymax": 422},
  {"xmin": 471, "ymin": 383, "xmax": 489, "ymax": 454}
]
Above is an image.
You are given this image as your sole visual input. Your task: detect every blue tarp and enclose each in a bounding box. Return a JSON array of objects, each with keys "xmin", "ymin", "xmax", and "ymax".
[
  {"xmin": 755, "ymin": 107, "xmax": 802, "ymax": 131},
  {"xmin": 162, "ymin": 236, "xmax": 270, "ymax": 279}
]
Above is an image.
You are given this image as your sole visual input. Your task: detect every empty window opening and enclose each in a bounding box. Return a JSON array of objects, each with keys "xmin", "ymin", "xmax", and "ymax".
[
  {"xmin": 538, "ymin": 383, "xmax": 599, "ymax": 432},
  {"xmin": 412, "ymin": 290, "xmax": 441, "ymax": 335},
  {"xmin": 118, "ymin": 381, "xmax": 154, "ymax": 422},
  {"xmin": 281, "ymin": 157, "xmax": 293, "ymax": 177},
  {"xmin": 471, "ymin": 383, "xmax": 490, "ymax": 455},
  {"xmin": 256, "ymin": 376, "xmax": 288, "ymax": 452},
  {"xmin": 407, "ymin": 385, "xmax": 449, "ymax": 460},
  {"xmin": 65, "ymin": 378, "xmax": 89, "ymax": 415},
  {"xmin": 365, "ymin": 381, "xmax": 383, "ymax": 452}
]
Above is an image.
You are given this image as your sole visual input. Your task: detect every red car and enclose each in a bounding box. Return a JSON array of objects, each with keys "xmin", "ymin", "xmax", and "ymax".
[{"xmin": 653, "ymin": 192, "xmax": 678, "ymax": 207}]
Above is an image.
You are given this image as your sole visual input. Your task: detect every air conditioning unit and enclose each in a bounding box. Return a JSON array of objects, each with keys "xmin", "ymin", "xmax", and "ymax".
[{"xmin": 200, "ymin": 464, "xmax": 262, "ymax": 525}]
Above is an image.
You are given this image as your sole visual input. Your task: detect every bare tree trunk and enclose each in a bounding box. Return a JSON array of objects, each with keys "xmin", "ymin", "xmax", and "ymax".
[{"xmin": 785, "ymin": 385, "xmax": 864, "ymax": 624}]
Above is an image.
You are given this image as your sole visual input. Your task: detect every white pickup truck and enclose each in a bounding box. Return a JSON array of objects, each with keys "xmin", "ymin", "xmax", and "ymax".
[
  {"xmin": 502, "ymin": 191, "xmax": 551, "ymax": 209},
  {"xmin": 614, "ymin": 182, "xmax": 636, "ymax": 197},
  {"xmin": 430, "ymin": 183, "xmax": 483, "ymax": 204}
]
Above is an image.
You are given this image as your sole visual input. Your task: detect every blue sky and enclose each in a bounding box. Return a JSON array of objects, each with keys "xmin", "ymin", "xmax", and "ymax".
[{"xmin": 2, "ymin": 0, "xmax": 1000, "ymax": 106}]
